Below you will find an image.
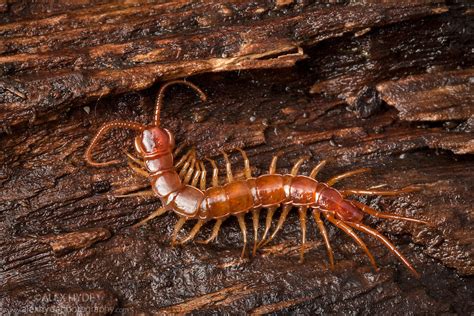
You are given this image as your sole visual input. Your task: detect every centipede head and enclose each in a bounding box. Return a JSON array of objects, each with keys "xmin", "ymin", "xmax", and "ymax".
[
  {"xmin": 85, "ymin": 80, "xmax": 205, "ymax": 167},
  {"xmin": 134, "ymin": 80, "xmax": 205, "ymax": 158},
  {"xmin": 134, "ymin": 126, "xmax": 175, "ymax": 158}
]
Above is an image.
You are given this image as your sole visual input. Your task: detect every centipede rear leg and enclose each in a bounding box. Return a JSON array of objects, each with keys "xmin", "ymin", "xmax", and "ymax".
[
  {"xmin": 324, "ymin": 213, "xmax": 378, "ymax": 271},
  {"xmin": 344, "ymin": 220, "xmax": 420, "ymax": 278},
  {"xmin": 351, "ymin": 200, "xmax": 428, "ymax": 225},
  {"xmin": 341, "ymin": 186, "xmax": 420, "ymax": 197},
  {"xmin": 340, "ymin": 185, "xmax": 428, "ymax": 225}
]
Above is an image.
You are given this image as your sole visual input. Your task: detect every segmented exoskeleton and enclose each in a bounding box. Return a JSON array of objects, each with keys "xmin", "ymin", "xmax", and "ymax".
[{"xmin": 85, "ymin": 80, "xmax": 428, "ymax": 277}]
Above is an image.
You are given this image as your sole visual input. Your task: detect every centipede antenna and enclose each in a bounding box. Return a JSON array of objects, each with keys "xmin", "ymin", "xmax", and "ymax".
[
  {"xmin": 154, "ymin": 80, "xmax": 207, "ymax": 127},
  {"xmin": 85, "ymin": 121, "xmax": 144, "ymax": 167}
]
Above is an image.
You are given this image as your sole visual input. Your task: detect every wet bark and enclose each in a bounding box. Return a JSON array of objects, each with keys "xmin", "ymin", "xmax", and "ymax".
[{"xmin": 1, "ymin": 1, "xmax": 473, "ymax": 315}]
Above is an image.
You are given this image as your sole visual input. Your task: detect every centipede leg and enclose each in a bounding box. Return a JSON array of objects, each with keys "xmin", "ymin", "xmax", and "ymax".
[
  {"xmin": 351, "ymin": 200, "xmax": 428, "ymax": 225},
  {"xmin": 260, "ymin": 204, "xmax": 291, "ymax": 247},
  {"xmin": 175, "ymin": 147, "xmax": 195, "ymax": 169},
  {"xmin": 344, "ymin": 221, "xmax": 420, "ymax": 278},
  {"xmin": 237, "ymin": 148, "xmax": 252, "ymax": 179},
  {"xmin": 291, "ymin": 157, "xmax": 307, "ymax": 176},
  {"xmin": 341, "ymin": 186, "xmax": 420, "ymax": 197},
  {"xmin": 124, "ymin": 150, "xmax": 148, "ymax": 177},
  {"xmin": 327, "ymin": 168, "xmax": 370, "ymax": 186},
  {"xmin": 312, "ymin": 209, "xmax": 335, "ymax": 270},
  {"xmin": 236, "ymin": 214, "xmax": 248, "ymax": 258},
  {"xmin": 123, "ymin": 151, "xmax": 146, "ymax": 167},
  {"xmin": 309, "ymin": 160, "xmax": 327, "ymax": 179},
  {"xmin": 191, "ymin": 162, "xmax": 201, "ymax": 187},
  {"xmin": 183, "ymin": 157, "xmax": 196, "ymax": 184},
  {"xmin": 173, "ymin": 143, "xmax": 186, "ymax": 157},
  {"xmin": 178, "ymin": 156, "xmax": 192, "ymax": 178},
  {"xmin": 221, "ymin": 151, "xmax": 234, "ymax": 182},
  {"xmin": 178, "ymin": 149, "xmax": 195, "ymax": 178},
  {"xmin": 133, "ymin": 206, "xmax": 167, "ymax": 228},
  {"xmin": 258, "ymin": 206, "xmax": 277, "ymax": 248},
  {"xmin": 197, "ymin": 219, "xmax": 223, "ymax": 244},
  {"xmin": 179, "ymin": 220, "xmax": 205, "ymax": 244},
  {"xmin": 298, "ymin": 206, "xmax": 308, "ymax": 263},
  {"xmin": 325, "ymin": 214, "xmax": 378, "ymax": 271},
  {"xmin": 252, "ymin": 208, "xmax": 261, "ymax": 256},
  {"xmin": 199, "ymin": 161, "xmax": 207, "ymax": 190},
  {"xmin": 269, "ymin": 155, "xmax": 279, "ymax": 174},
  {"xmin": 127, "ymin": 159, "xmax": 149, "ymax": 178},
  {"xmin": 206, "ymin": 158, "xmax": 219, "ymax": 187},
  {"xmin": 171, "ymin": 217, "xmax": 187, "ymax": 247}
]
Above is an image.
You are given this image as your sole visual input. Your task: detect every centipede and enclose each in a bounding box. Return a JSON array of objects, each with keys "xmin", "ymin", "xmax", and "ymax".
[{"xmin": 85, "ymin": 80, "xmax": 428, "ymax": 277}]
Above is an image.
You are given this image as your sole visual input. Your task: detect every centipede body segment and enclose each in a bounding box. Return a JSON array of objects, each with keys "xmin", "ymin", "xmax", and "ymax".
[{"xmin": 85, "ymin": 80, "xmax": 428, "ymax": 277}]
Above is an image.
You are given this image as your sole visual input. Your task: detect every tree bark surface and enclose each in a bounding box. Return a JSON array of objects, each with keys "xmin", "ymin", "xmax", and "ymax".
[{"xmin": 0, "ymin": 1, "xmax": 472, "ymax": 315}]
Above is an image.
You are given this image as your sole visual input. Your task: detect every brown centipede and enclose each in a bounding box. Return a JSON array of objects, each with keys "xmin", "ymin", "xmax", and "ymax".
[{"xmin": 85, "ymin": 80, "xmax": 428, "ymax": 277}]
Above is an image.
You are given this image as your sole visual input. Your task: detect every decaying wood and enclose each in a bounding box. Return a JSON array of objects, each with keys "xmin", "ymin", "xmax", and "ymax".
[
  {"xmin": 0, "ymin": 2, "xmax": 449, "ymax": 129},
  {"xmin": 1, "ymin": 1, "xmax": 473, "ymax": 314},
  {"xmin": 377, "ymin": 69, "xmax": 474, "ymax": 122}
]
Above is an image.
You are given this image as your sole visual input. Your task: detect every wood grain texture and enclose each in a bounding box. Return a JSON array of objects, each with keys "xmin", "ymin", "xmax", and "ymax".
[
  {"xmin": 0, "ymin": 2, "xmax": 448, "ymax": 129},
  {"xmin": 0, "ymin": 1, "xmax": 473, "ymax": 314},
  {"xmin": 377, "ymin": 69, "xmax": 474, "ymax": 122}
]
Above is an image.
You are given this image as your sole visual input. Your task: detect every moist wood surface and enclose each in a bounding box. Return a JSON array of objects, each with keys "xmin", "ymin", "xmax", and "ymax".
[{"xmin": 0, "ymin": 1, "xmax": 473, "ymax": 314}]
